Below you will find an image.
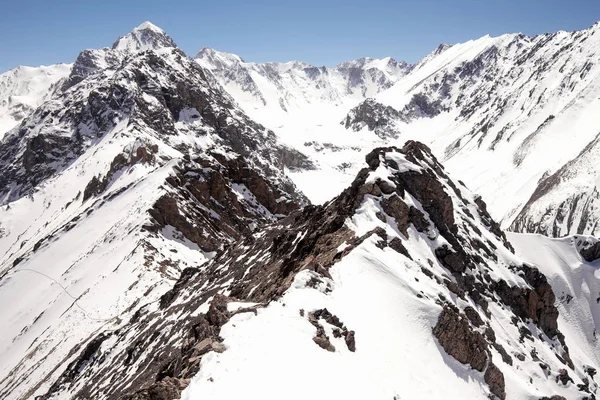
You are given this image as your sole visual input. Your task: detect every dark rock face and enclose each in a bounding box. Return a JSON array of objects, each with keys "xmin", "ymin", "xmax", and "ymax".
[
  {"xmin": 342, "ymin": 99, "xmax": 404, "ymax": 139},
  {"xmin": 484, "ymin": 362, "xmax": 506, "ymax": 400},
  {"xmin": 433, "ymin": 307, "xmax": 506, "ymax": 399},
  {"xmin": 402, "ymin": 92, "xmax": 445, "ymax": 119},
  {"xmin": 146, "ymin": 151, "xmax": 305, "ymax": 253},
  {"xmin": 433, "ymin": 307, "xmax": 489, "ymax": 372},
  {"xmin": 120, "ymin": 377, "xmax": 190, "ymax": 400},
  {"xmin": 491, "ymin": 265, "xmax": 560, "ymax": 341},
  {"xmin": 580, "ymin": 240, "xmax": 600, "ymax": 262}
]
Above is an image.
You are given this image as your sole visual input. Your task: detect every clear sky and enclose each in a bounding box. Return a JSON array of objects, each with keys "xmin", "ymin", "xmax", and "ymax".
[{"xmin": 1, "ymin": 0, "xmax": 599, "ymax": 73}]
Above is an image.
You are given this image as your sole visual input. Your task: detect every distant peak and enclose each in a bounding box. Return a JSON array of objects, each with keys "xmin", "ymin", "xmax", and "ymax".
[
  {"xmin": 134, "ymin": 21, "xmax": 165, "ymax": 33},
  {"xmin": 335, "ymin": 56, "xmax": 409, "ymax": 71},
  {"xmin": 112, "ymin": 22, "xmax": 177, "ymax": 53},
  {"xmin": 433, "ymin": 43, "xmax": 452, "ymax": 55},
  {"xmin": 194, "ymin": 47, "xmax": 246, "ymax": 64}
]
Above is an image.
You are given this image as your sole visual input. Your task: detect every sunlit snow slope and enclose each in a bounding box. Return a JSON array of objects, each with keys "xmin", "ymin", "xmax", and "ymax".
[
  {"xmin": 200, "ymin": 22, "xmax": 600, "ymax": 238},
  {"xmin": 0, "ymin": 64, "xmax": 72, "ymax": 139}
]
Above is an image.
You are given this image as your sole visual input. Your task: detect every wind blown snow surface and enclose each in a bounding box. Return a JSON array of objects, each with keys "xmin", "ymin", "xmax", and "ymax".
[{"xmin": 181, "ymin": 257, "xmax": 488, "ymax": 400}]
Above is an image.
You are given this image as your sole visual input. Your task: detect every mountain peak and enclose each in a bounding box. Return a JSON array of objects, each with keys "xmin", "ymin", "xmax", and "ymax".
[
  {"xmin": 433, "ymin": 43, "xmax": 452, "ymax": 55},
  {"xmin": 134, "ymin": 21, "xmax": 165, "ymax": 33},
  {"xmin": 112, "ymin": 21, "xmax": 177, "ymax": 53},
  {"xmin": 195, "ymin": 47, "xmax": 246, "ymax": 67}
]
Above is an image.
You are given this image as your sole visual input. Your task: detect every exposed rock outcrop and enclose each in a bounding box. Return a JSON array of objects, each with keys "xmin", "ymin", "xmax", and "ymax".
[
  {"xmin": 433, "ymin": 306, "xmax": 489, "ymax": 372},
  {"xmin": 342, "ymin": 99, "xmax": 404, "ymax": 139}
]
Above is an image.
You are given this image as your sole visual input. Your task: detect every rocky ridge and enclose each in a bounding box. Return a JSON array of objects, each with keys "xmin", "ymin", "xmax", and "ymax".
[{"xmin": 39, "ymin": 142, "xmax": 597, "ymax": 400}]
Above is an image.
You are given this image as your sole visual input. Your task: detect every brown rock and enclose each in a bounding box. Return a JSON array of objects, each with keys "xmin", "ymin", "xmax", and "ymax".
[
  {"xmin": 207, "ymin": 294, "xmax": 231, "ymax": 327},
  {"xmin": 345, "ymin": 330, "xmax": 356, "ymax": 352},
  {"xmin": 433, "ymin": 306, "xmax": 488, "ymax": 372},
  {"xmin": 313, "ymin": 336, "xmax": 335, "ymax": 352},
  {"xmin": 381, "ymin": 194, "xmax": 410, "ymax": 234},
  {"xmin": 580, "ymin": 241, "xmax": 600, "ymax": 262},
  {"xmin": 388, "ymin": 237, "xmax": 412, "ymax": 259},
  {"xmin": 464, "ymin": 306, "xmax": 484, "ymax": 327},
  {"xmin": 484, "ymin": 362, "xmax": 506, "ymax": 400},
  {"xmin": 377, "ymin": 179, "xmax": 396, "ymax": 195}
]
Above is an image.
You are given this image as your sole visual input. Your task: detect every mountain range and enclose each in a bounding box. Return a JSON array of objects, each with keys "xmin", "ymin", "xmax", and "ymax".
[{"xmin": 1, "ymin": 20, "xmax": 599, "ymax": 400}]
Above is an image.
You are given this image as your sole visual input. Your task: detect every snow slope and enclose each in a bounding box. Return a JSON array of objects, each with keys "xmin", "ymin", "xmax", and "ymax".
[
  {"xmin": 508, "ymin": 232, "xmax": 600, "ymax": 373},
  {"xmin": 0, "ymin": 64, "xmax": 72, "ymax": 139}
]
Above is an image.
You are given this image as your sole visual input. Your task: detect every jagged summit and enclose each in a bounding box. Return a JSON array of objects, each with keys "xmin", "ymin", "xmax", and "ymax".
[
  {"xmin": 335, "ymin": 56, "xmax": 409, "ymax": 69},
  {"xmin": 432, "ymin": 42, "xmax": 452, "ymax": 55},
  {"xmin": 195, "ymin": 48, "xmax": 411, "ymax": 120},
  {"xmin": 112, "ymin": 21, "xmax": 177, "ymax": 53}
]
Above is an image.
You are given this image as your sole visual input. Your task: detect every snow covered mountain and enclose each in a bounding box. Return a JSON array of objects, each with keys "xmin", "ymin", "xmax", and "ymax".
[
  {"xmin": 195, "ymin": 47, "xmax": 410, "ymax": 123},
  {"xmin": 38, "ymin": 142, "xmax": 599, "ymax": 400},
  {"xmin": 198, "ymin": 22, "xmax": 600, "ymax": 239},
  {"xmin": 370, "ymin": 23, "xmax": 600, "ymax": 238},
  {"xmin": 0, "ymin": 64, "xmax": 72, "ymax": 139},
  {"xmin": 2, "ymin": 19, "xmax": 600, "ymax": 400},
  {"xmin": 0, "ymin": 22, "xmax": 309, "ymax": 399}
]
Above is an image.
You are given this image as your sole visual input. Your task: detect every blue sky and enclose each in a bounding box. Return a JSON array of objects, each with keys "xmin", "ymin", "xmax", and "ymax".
[{"xmin": 1, "ymin": 0, "xmax": 599, "ymax": 73}]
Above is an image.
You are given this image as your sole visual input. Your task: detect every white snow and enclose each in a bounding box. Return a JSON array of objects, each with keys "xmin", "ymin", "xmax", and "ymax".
[
  {"xmin": 2, "ymin": 19, "xmax": 600, "ymax": 400},
  {"xmin": 199, "ymin": 23, "xmax": 600, "ymax": 235},
  {"xmin": 182, "ymin": 249, "xmax": 489, "ymax": 400},
  {"xmin": 0, "ymin": 63, "xmax": 72, "ymax": 139}
]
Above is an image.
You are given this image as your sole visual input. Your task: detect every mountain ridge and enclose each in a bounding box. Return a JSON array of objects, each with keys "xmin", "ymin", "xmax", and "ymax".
[
  {"xmin": 0, "ymin": 22, "xmax": 311, "ymax": 399},
  {"xmin": 37, "ymin": 141, "xmax": 600, "ymax": 400},
  {"xmin": 1, "ymin": 20, "xmax": 600, "ymax": 400}
]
